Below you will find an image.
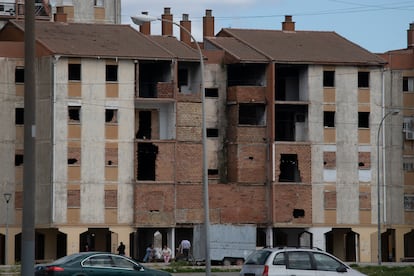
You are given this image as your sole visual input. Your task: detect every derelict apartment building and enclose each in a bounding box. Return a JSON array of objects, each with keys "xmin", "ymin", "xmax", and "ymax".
[{"xmin": 0, "ymin": 4, "xmax": 412, "ymax": 265}]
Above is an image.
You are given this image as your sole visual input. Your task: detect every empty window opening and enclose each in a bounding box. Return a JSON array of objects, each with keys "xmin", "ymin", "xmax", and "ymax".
[
  {"xmin": 94, "ymin": 0, "xmax": 104, "ymax": 7},
  {"xmin": 324, "ymin": 111, "xmax": 335, "ymax": 127},
  {"xmin": 178, "ymin": 68, "xmax": 188, "ymax": 91},
  {"xmin": 68, "ymin": 64, "xmax": 81, "ymax": 81},
  {"xmin": 68, "ymin": 158, "xmax": 78, "ymax": 165},
  {"xmin": 137, "ymin": 143, "xmax": 158, "ymax": 181},
  {"xmin": 105, "ymin": 109, "xmax": 117, "ymax": 123},
  {"xmin": 323, "ymin": 70, "xmax": 335, "ymax": 87},
  {"xmin": 279, "ymin": 154, "xmax": 301, "ymax": 182},
  {"xmin": 358, "ymin": 162, "xmax": 365, "ymax": 167},
  {"xmin": 227, "ymin": 63, "xmax": 266, "ymax": 86},
  {"xmin": 275, "ymin": 105, "xmax": 308, "ymax": 142},
  {"xmin": 205, "ymin": 88, "xmax": 219, "ymax": 97},
  {"xmin": 68, "ymin": 106, "xmax": 81, "ymax": 122},
  {"xmin": 106, "ymin": 65, "xmax": 118, "ymax": 82},
  {"xmin": 239, "ymin": 104, "xmax": 265, "ymax": 125},
  {"xmin": 208, "ymin": 169, "xmax": 219, "ymax": 176},
  {"xmin": 207, "ymin": 128, "xmax": 219, "ymax": 137},
  {"xmin": 15, "ymin": 67, "xmax": 24, "ymax": 83},
  {"xmin": 136, "ymin": 111, "xmax": 152, "ymax": 139},
  {"xmin": 139, "ymin": 61, "xmax": 171, "ymax": 98},
  {"xmin": 15, "ymin": 154, "xmax": 23, "ymax": 166},
  {"xmin": 275, "ymin": 64, "xmax": 306, "ymax": 101},
  {"xmin": 293, "ymin": 209, "xmax": 305, "ymax": 218},
  {"xmin": 403, "ymin": 77, "xmax": 414, "ymax": 92},
  {"xmin": 358, "ymin": 112, "xmax": 370, "ymax": 128},
  {"xmin": 358, "ymin": 71, "xmax": 369, "ymax": 88},
  {"xmin": 15, "ymin": 108, "xmax": 24, "ymax": 125}
]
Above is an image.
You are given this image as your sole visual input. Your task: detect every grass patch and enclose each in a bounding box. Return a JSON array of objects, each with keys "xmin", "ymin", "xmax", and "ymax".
[{"xmin": 351, "ymin": 264, "xmax": 414, "ymax": 276}]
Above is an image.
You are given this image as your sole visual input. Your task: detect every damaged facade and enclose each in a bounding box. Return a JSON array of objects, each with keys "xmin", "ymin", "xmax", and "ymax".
[{"xmin": 0, "ymin": 3, "xmax": 412, "ymax": 265}]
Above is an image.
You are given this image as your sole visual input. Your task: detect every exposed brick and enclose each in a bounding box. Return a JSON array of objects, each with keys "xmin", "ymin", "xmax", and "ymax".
[
  {"xmin": 157, "ymin": 82, "xmax": 174, "ymax": 98},
  {"xmin": 324, "ymin": 191, "xmax": 336, "ymax": 209},
  {"xmin": 273, "ymin": 184, "xmax": 312, "ymax": 223},
  {"xmin": 67, "ymin": 190, "xmax": 80, "ymax": 207},
  {"xmin": 105, "ymin": 190, "xmax": 117, "ymax": 208},
  {"xmin": 358, "ymin": 152, "xmax": 371, "ymax": 169},
  {"xmin": 323, "ymin": 151, "xmax": 336, "ymax": 169}
]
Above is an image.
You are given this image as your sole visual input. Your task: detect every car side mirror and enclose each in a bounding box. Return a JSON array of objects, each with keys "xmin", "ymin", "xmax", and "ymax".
[
  {"xmin": 134, "ymin": 265, "xmax": 144, "ymax": 271},
  {"xmin": 336, "ymin": 265, "xmax": 348, "ymax": 273}
]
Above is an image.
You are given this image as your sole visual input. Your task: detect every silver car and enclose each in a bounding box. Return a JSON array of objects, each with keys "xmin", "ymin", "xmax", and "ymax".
[{"xmin": 240, "ymin": 247, "xmax": 366, "ymax": 276}]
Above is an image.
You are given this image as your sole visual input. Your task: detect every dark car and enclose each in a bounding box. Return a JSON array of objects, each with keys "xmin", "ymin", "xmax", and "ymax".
[{"xmin": 35, "ymin": 252, "xmax": 173, "ymax": 276}]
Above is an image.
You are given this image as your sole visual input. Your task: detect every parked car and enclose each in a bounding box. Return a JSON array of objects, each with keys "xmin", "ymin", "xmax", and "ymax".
[
  {"xmin": 35, "ymin": 252, "xmax": 173, "ymax": 276},
  {"xmin": 240, "ymin": 247, "xmax": 366, "ymax": 276}
]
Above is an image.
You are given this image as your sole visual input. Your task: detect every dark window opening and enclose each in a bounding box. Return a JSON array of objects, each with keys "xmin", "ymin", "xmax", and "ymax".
[
  {"xmin": 279, "ymin": 154, "xmax": 301, "ymax": 182},
  {"xmin": 68, "ymin": 64, "xmax": 81, "ymax": 81},
  {"xmin": 275, "ymin": 105, "xmax": 308, "ymax": 141},
  {"xmin": 358, "ymin": 71, "xmax": 369, "ymax": 88},
  {"xmin": 205, "ymin": 88, "xmax": 218, "ymax": 97},
  {"xmin": 15, "ymin": 67, "xmax": 24, "ymax": 83},
  {"xmin": 178, "ymin": 68, "xmax": 188, "ymax": 90},
  {"xmin": 105, "ymin": 109, "xmax": 117, "ymax": 123},
  {"xmin": 68, "ymin": 158, "xmax": 78, "ymax": 165},
  {"xmin": 358, "ymin": 112, "xmax": 370, "ymax": 128},
  {"xmin": 293, "ymin": 209, "xmax": 305, "ymax": 218},
  {"xmin": 275, "ymin": 64, "xmax": 306, "ymax": 101},
  {"xmin": 136, "ymin": 111, "xmax": 152, "ymax": 139},
  {"xmin": 359, "ymin": 162, "xmax": 364, "ymax": 167},
  {"xmin": 15, "ymin": 154, "xmax": 23, "ymax": 166},
  {"xmin": 137, "ymin": 142, "xmax": 158, "ymax": 181},
  {"xmin": 207, "ymin": 128, "xmax": 219, "ymax": 137},
  {"xmin": 403, "ymin": 77, "xmax": 414, "ymax": 92},
  {"xmin": 208, "ymin": 169, "xmax": 219, "ymax": 175},
  {"xmin": 227, "ymin": 63, "xmax": 266, "ymax": 86},
  {"xmin": 68, "ymin": 106, "xmax": 81, "ymax": 122},
  {"xmin": 323, "ymin": 70, "xmax": 335, "ymax": 87},
  {"xmin": 239, "ymin": 104, "xmax": 265, "ymax": 125},
  {"xmin": 139, "ymin": 61, "xmax": 170, "ymax": 98},
  {"xmin": 106, "ymin": 65, "xmax": 118, "ymax": 82},
  {"xmin": 323, "ymin": 111, "xmax": 335, "ymax": 127},
  {"xmin": 15, "ymin": 108, "xmax": 24, "ymax": 125}
]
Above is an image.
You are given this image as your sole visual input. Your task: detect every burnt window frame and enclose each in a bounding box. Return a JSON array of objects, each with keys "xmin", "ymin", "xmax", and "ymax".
[
  {"xmin": 323, "ymin": 111, "xmax": 335, "ymax": 128},
  {"xmin": 15, "ymin": 67, "xmax": 24, "ymax": 83},
  {"xmin": 106, "ymin": 64, "xmax": 118, "ymax": 82},
  {"xmin": 323, "ymin": 70, "xmax": 335, "ymax": 87},
  {"xmin": 68, "ymin": 63, "xmax": 81, "ymax": 81},
  {"xmin": 358, "ymin": 71, "xmax": 370, "ymax": 88},
  {"xmin": 358, "ymin": 112, "xmax": 370, "ymax": 128}
]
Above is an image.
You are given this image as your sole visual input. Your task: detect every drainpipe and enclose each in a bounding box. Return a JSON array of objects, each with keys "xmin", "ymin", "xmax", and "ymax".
[{"xmin": 51, "ymin": 55, "xmax": 60, "ymax": 223}]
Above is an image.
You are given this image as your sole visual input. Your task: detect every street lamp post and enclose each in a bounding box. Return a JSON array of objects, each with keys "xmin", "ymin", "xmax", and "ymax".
[
  {"xmin": 131, "ymin": 14, "xmax": 211, "ymax": 276},
  {"xmin": 376, "ymin": 109, "xmax": 399, "ymax": 265},
  {"xmin": 3, "ymin": 193, "xmax": 12, "ymax": 265}
]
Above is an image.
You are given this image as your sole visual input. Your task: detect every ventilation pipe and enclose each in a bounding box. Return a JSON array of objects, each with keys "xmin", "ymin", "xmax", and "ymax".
[{"xmin": 282, "ymin": 15, "xmax": 295, "ymax": 31}]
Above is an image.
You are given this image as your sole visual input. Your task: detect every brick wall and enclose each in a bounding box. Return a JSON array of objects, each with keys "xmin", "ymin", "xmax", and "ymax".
[
  {"xmin": 157, "ymin": 82, "xmax": 174, "ymax": 98},
  {"xmin": 274, "ymin": 143, "xmax": 312, "ymax": 184},
  {"xmin": 273, "ymin": 184, "xmax": 312, "ymax": 224}
]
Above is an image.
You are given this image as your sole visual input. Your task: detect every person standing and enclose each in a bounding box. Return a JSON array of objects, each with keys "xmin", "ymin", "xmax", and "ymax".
[
  {"xmin": 180, "ymin": 239, "xmax": 191, "ymax": 260},
  {"xmin": 162, "ymin": 245, "xmax": 172, "ymax": 263},
  {"xmin": 117, "ymin": 242, "xmax": 125, "ymax": 255}
]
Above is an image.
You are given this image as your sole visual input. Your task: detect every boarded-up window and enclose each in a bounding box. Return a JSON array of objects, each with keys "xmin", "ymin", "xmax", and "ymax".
[
  {"xmin": 323, "ymin": 152, "xmax": 336, "ymax": 169},
  {"xmin": 359, "ymin": 193, "xmax": 371, "ymax": 210},
  {"xmin": 67, "ymin": 190, "xmax": 80, "ymax": 208},
  {"xmin": 324, "ymin": 191, "xmax": 336, "ymax": 209},
  {"xmin": 105, "ymin": 147, "xmax": 118, "ymax": 166},
  {"xmin": 358, "ymin": 152, "xmax": 371, "ymax": 169},
  {"xmin": 105, "ymin": 190, "xmax": 117, "ymax": 208}
]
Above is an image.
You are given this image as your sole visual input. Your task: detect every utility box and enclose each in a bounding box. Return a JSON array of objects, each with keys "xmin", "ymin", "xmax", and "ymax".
[{"xmin": 193, "ymin": 224, "xmax": 256, "ymax": 265}]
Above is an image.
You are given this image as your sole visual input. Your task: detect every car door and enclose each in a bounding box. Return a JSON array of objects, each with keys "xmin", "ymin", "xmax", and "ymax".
[
  {"xmin": 285, "ymin": 251, "xmax": 317, "ymax": 276},
  {"xmin": 312, "ymin": 252, "xmax": 356, "ymax": 276}
]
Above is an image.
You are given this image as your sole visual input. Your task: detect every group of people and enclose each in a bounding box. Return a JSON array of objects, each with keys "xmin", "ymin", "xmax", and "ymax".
[{"xmin": 117, "ymin": 239, "xmax": 191, "ymax": 264}]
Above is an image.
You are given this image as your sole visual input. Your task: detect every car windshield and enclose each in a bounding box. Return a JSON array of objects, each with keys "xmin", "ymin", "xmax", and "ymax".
[{"xmin": 245, "ymin": 250, "xmax": 272, "ymax": 265}]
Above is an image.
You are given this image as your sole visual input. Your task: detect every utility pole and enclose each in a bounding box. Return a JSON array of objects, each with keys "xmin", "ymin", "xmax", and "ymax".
[{"xmin": 22, "ymin": 0, "xmax": 36, "ymax": 275}]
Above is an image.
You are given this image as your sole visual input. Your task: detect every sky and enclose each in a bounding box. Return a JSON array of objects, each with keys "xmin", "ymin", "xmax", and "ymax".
[{"xmin": 121, "ymin": 0, "xmax": 414, "ymax": 53}]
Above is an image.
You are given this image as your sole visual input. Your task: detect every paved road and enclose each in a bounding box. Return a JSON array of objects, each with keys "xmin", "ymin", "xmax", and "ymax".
[{"xmin": 173, "ymin": 273, "xmax": 239, "ymax": 276}]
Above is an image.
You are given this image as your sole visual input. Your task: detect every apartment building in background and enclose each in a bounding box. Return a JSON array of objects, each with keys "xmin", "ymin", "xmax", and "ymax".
[
  {"xmin": 379, "ymin": 22, "xmax": 414, "ymax": 261},
  {"xmin": 0, "ymin": 5, "xmax": 411, "ymax": 265}
]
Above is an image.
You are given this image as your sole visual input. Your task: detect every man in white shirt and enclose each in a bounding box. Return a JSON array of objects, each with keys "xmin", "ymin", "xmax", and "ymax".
[{"xmin": 180, "ymin": 239, "xmax": 191, "ymax": 260}]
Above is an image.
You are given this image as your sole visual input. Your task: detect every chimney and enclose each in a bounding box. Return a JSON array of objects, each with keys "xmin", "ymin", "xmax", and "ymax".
[
  {"xmin": 203, "ymin": 9, "xmax": 215, "ymax": 37},
  {"xmin": 180, "ymin": 14, "xmax": 192, "ymax": 45},
  {"xmin": 54, "ymin": 6, "xmax": 67, "ymax": 22},
  {"xmin": 282, "ymin": 15, "xmax": 295, "ymax": 31},
  {"xmin": 139, "ymin": 11, "xmax": 151, "ymax": 35},
  {"xmin": 162, "ymin": 7, "xmax": 173, "ymax": 36},
  {"xmin": 408, "ymin": 23, "xmax": 414, "ymax": 48}
]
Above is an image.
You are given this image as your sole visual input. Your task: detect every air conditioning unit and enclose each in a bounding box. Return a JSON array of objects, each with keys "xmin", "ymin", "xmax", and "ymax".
[{"xmin": 407, "ymin": 131, "xmax": 414, "ymax": 140}]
